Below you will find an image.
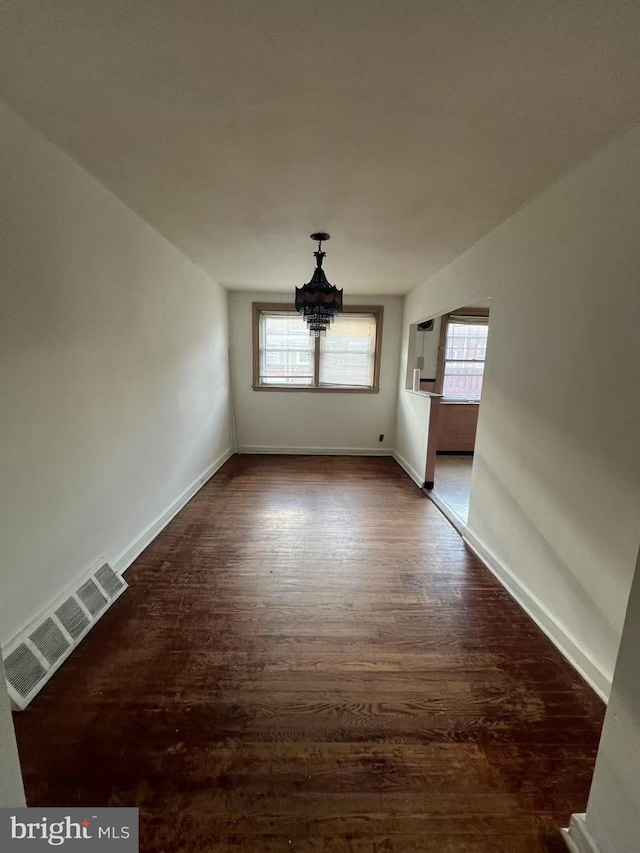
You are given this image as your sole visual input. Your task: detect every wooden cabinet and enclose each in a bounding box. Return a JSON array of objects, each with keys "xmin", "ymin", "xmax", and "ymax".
[{"xmin": 436, "ymin": 402, "xmax": 479, "ymax": 452}]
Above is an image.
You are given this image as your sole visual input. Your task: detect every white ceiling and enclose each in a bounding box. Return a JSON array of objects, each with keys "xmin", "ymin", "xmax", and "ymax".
[{"xmin": 2, "ymin": 1, "xmax": 640, "ymax": 295}]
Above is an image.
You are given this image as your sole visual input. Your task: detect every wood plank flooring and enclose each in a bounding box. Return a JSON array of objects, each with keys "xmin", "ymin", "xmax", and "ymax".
[{"xmin": 13, "ymin": 455, "xmax": 604, "ymax": 852}]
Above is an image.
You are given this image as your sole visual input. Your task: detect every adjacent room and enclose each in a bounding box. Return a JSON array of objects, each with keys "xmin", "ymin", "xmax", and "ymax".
[
  {"xmin": 1, "ymin": 3, "xmax": 640, "ymax": 853},
  {"xmin": 406, "ymin": 301, "xmax": 491, "ymax": 524}
]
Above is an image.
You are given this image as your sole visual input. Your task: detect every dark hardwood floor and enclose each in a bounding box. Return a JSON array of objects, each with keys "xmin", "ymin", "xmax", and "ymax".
[{"xmin": 14, "ymin": 455, "xmax": 604, "ymax": 852}]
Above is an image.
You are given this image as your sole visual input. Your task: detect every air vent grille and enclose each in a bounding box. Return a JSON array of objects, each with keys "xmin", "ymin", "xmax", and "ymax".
[
  {"xmin": 4, "ymin": 644, "xmax": 47, "ymax": 699},
  {"xmin": 55, "ymin": 597, "xmax": 90, "ymax": 640},
  {"xmin": 29, "ymin": 618, "xmax": 70, "ymax": 666},
  {"xmin": 4, "ymin": 558, "xmax": 128, "ymax": 709},
  {"xmin": 95, "ymin": 563, "xmax": 125, "ymax": 598},
  {"xmin": 76, "ymin": 579, "xmax": 107, "ymax": 616}
]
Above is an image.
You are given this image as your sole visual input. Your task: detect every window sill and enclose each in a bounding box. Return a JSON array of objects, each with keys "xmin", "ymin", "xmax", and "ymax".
[{"xmin": 252, "ymin": 385, "xmax": 380, "ymax": 394}]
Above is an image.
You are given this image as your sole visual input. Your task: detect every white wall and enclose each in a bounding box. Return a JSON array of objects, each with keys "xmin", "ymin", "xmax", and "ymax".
[
  {"xmin": 417, "ymin": 318, "xmax": 441, "ymax": 380},
  {"xmin": 396, "ymin": 127, "xmax": 640, "ymax": 696},
  {"xmin": 0, "ymin": 656, "xmax": 25, "ymax": 806},
  {"xmin": 393, "ymin": 391, "xmax": 432, "ymax": 486},
  {"xmin": 229, "ymin": 291, "xmax": 402, "ymax": 453},
  {"xmin": 404, "ymin": 318, "xmax": 441, "ymax": 388},
  {"xmin": 581, "ymin": 548, "xmax": 640, "ymax": 853},
  {"xmin": 0, "ymin": 104, "xmax": 231, "ymax": 646}
]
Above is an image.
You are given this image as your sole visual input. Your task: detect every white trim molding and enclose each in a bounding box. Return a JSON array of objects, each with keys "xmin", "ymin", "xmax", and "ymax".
[
  {"xmin": 426, "ymin": 489, "xmax": 467, "ymax": 535},
  {"xmin": 562, "ymin": 814, "xmax": 602, "ymax": 853},
  {"xmin": 462, "ymin": 529, "xmax": 611, "ymax": 701},
  {"xmin": 391, "ymin": 451, "xmax": 424, "ymax": 488},
  {"xmin": 239, "ymin": 446, "xmax": 393, "ymax": 456},
  {"xmin": 115, "ymin": 448, "xmax": 235, "ymax": 574}
]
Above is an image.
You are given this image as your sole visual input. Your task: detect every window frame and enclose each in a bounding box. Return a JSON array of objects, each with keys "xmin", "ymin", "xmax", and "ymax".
[
  {"xmin": 252, "ymin": 302, "xmax": 384, "ymax": 393},
  {"xmin": 435, "ymin": 307, "xmax": 489, "ymax": 402}
]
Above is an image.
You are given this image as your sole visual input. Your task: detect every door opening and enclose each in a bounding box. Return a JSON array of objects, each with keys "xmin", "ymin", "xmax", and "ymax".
[{"xmin": 428, "ymin": 300, "xmax": 490, "ymax": 526}]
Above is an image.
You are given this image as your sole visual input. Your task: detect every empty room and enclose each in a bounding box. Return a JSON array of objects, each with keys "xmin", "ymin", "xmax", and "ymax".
[{"xmin": 1, "ymin": 3, "xmax": 640, "ymax": 852}]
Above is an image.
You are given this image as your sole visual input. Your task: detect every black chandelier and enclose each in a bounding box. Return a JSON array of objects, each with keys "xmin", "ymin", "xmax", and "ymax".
[{"xmin": 295, "ymin": 232, "xmax": 343, "ymax": 337}]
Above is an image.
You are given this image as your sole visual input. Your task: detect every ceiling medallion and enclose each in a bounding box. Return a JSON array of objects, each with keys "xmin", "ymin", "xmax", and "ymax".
[{"xmin": 295, "ymin": 232, "xmax": 343, "ymax": 337}]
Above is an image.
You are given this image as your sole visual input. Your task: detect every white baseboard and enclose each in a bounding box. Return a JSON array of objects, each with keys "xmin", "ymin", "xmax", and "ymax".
[
  {"xmin": 239, "ymin": 445, "xmax": 392, "ymax": 456},
  {"xmin": 562, "ymin": 815, "xmax": 602, "ymax": 853},
  {"xmin": 391, "ymin": 451, "xmax": 424, "ymax": 488},
  {"xmin": 426, "ymin": 488, "xmax": 467, "ymax": 535},
  {"xmin": 114, "ymin": 447, "xmax": 234, "ymax": 574},
  {"xmin": 462, "ymin": 529, "xmax": 610, "ymax": 701}
]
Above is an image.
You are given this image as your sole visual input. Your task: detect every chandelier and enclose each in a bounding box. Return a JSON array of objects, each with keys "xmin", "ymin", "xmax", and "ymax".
[{"xmin": 295, "ymin": 232, "xmax": 343, "ymax": 336}]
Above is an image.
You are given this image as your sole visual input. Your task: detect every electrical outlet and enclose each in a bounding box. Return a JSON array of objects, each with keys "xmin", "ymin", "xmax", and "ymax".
[{"xmin": 379, "ymin": 434, "xmax": 384, "ymax": 442}]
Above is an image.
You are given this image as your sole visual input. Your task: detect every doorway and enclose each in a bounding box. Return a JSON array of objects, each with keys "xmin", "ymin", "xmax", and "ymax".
[{"xmin": 429, "ymin": 301, "xmax": 490, "ymax": 526}]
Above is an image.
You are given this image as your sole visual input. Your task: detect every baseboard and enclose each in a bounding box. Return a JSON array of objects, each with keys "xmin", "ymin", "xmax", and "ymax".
[
  {"xmin": 426, "ymin": 488, "xmax": 467, "ymax": 535},
  {"xmin": 391, "ymin": 451, "xmax": 424, "ymax": 488},
  {"xmin": 462, "ymin": 529, "xmax": 610, "ymax": 701},
  {"xmin": 562, "ymin": 815, "xmax": 602, "ymax": 853},
  {"xmin": 114, "ymin": 447, "xmax": 235, "ymax": 574},
  {"xmin": 239, "ymin": 445, "xmax": 393, "ymax": 456}
]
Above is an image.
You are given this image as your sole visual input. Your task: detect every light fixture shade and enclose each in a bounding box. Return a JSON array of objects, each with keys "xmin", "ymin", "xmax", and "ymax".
[{"xmin": 295, "ymin": 233, "xmax": 343, "ymax": 336}]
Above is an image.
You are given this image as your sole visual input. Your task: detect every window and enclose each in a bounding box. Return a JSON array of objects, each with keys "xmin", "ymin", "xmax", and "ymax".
[
  {"xmin": 437, "ymin": 311, "xmax": 489, "ymax": 402},
  {"xmin": 252, "ymin": 303, "xmax": 383, "ymax": 392},
  {"xmin": 256, "ymin": 312, "xmax": 315, "ymax": 386}
]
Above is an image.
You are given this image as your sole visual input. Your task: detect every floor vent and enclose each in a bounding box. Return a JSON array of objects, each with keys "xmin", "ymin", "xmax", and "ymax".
[
  {"xmin": 4, "ymin": 644, "xmax": 48, "ymax": 701},
  {"xmin": 77, "ymin": 579, "xmax": 107, "ymax": 617},
  {"xmin": 29, "ymin": 618, "xmax": 70, "ymax": 666},
  {"xmin": 55, "ymin": 597, "xmax": 90, "ymax": 640},
  {"xmin": 2, "ymin": 558, "xmax": 128, "ymax": 710},
  {"xmin": 95, "ymin": 563, "xmax": 125, "ymax": 597}
]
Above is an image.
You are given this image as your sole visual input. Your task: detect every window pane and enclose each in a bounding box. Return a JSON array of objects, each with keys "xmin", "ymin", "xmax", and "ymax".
[
  {"xmin": 320, "ymin": 314, "xmax": 376, "ymax": 387},
  {"xmin": 445, "ymin": 322, "xmax": 488, "ymax": 361},
  {"xmin": 442, "ymin": 320, "xmax": 488, "ymax": 400},
  {"xmin": 259, "ymin": 312, "xmax": 314, "ymax": 385},
  {"xmin": 262, "ymin": 313, "xmax": 312, "ymax": 350},
  {"xmin": 442, "ymin": 361, "xmax": 485, "ymax": 400}
]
